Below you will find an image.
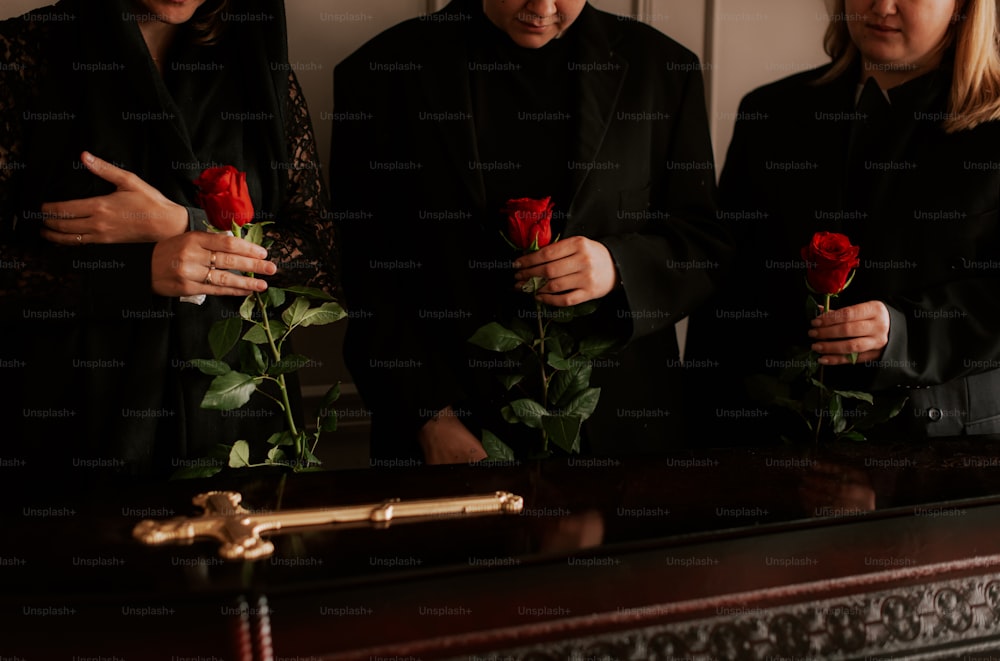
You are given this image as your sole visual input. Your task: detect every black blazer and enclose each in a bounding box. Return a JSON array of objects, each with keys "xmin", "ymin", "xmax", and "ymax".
[
  {"xmin": 331, "ymin": 0, "xmax": 725, "ymax": 458},
  {"xmin": 687, "ymin": 62, "xmax": 1000, "ymax": 440}
]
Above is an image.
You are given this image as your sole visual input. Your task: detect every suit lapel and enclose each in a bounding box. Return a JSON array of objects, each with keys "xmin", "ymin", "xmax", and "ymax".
[{"xmin": 566, "ymin": 6, "xmax": 627, "ymax": 229}]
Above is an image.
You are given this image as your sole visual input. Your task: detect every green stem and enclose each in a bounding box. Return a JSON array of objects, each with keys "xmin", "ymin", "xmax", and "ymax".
[
  {"xmin": 813, "ymin": 293, "xmax": 832, "ymax": 445},
  {"xmin": 535, "ymin": 299, "xmax": 549, "ymax": 450},
  {"xmin": 255, "ymin": 294, "xmax": 301, "ymax": 458}
]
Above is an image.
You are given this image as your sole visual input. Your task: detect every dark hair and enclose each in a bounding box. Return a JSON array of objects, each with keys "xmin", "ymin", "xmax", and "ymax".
[{"xmin": 189, "ymin": 0, "xmax": 231, "ymax": 46}]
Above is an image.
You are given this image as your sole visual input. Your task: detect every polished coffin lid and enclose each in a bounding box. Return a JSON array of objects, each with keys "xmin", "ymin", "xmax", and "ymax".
[{"xmin": 4, "ymin": 440, "xmax": 1000, "ymax": 658}]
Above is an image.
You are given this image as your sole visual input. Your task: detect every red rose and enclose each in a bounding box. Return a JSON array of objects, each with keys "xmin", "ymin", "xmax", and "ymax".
[
  {"xmin": 505, "ymin": 197, "xmax": 554, "ymax": 252},
  {"xmin": 195, "ymin": 166, "xmax": 255, "ymax": 232},
  {"xmin": 801, "ymin": 231, "xmax": 860, "ymax": 295}
]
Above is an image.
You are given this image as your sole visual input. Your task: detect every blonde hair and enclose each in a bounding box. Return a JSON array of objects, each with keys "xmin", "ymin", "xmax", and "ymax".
[{"xmin": 820, "ymin": 0, "xmax": 1000, "ymax": 132}]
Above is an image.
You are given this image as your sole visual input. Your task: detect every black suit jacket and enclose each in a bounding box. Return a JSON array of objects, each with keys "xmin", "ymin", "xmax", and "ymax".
[
  {"xmin": 331, "ymin": 0, "xmax": 724, "ymax": 458},
  {"xmin": 687, "ymin": 62, "xmax": 1000, "ymax": 440}
]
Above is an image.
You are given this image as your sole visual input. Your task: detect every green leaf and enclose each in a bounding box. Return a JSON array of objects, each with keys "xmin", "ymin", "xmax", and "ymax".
[
  {"xmin": 320, "ymin": 383, "xmax": 341, "ymax": 409},
  {"xmin": 541, "ymin": 414, "xmax": 583, "ymax": 454},
  {"xmin": 266, "ymin": 432, "xmax": 295, "ymax": 447},
  {"xmin": 188, "ymin": 358, "xmax": 231, "ymax": 376},
  {"xmin": 509, "ymin": 317, "xmax": 535, "ymax": 344},
  {"xmin": 482, "ymin": 429, "xmax": 515, "ymax": 461},
  {"xmin": 248, "ymin": 343, "xmax": 266, "ymax": 374},
  {"xmin": 201, "ymin": 371, "xmax": 259, "ymax": 410},
  {"xmin": 519, "ymin": 275, "xmax": 546, "ymax": 294},
  {"xmin": 170, "ymin": 464, "xmax": 224, "ymax": 480},
  {"xmin": 501, "ymin": 404, "xmax": 519, "ymax": 425},
  {"xmin": 830, "ymin": 394, "xmax": 846, "ymax": 434},
  {"xmin": 562, "ymin": 387, "xmax": 601, "ymax": 421},
  {"xmin": 319, "ymin": 410, "xmax": 338, "ymax": 433},
  {"xmin": 833, "ymin": 389, "xmax": 875, "ymax": 405},
  {"xmin": 283, "ymin": 285, "xmax": 335, "ymax": 301},
  {"xmin": 239, "ymin": 295, "xmax": 257, "ymax": 321},
  {"xmin": 270, "ymin": 353, "xmax": 311, "ymax": 375},
  {"xmin": 546, "ymin": 352, "xmax": 571, "ymax": 370},
  {"xmin": 468, "ymin": 323, "xmax": 525, "ymax": 352},
  {"xmin": 854, "ymin": 394, "xmax": 909, "ymax": 430},
  {"xmin": 209, "ymin": 316, "xmax": 243, "ymax": 360},
  {"xmin": 805, "ymin": 294, "xmax": 821, "ymax": 321},
  {"xmin": 506, "ymin": 398, "xmax": 548, "ymax": 429},
  {"xmin": 579, "ymin": 336, "xmax": 618, "ymax": 359},
  {"xmin": 243, "ymin": 319, "xmax": 288, "ymax": 344},
  {"xmin": 847, "ymin": 352, "xmax": 859, "ymax": 365},
  {"xmin": 840, "ymin": 431, "xmax": 867, "ymax": 442},
  {"xmin": 499, "ymin": 374, "xmax": 525, "ymax": 391},
  {"xmin": 229, "ymin": 440, "xmax": 251, "ymax": 468},
  {"xmin": 549, "ymin": 358, "xmax": 592, "ymax": 407},
  {"xmin": 281, "ymin": 296, "xmax": 312, "ymax": 327},
  {"xmin": 243, "ymin": 221, "xmax": 272, "ymax": 247},
  {"xmin": 266, "ymin": 287, "xmax": 286, "ymax": 308},
  {"xmin": 544, "ymin": 326, "xmax": 575, "ymax": 357},
  {"xmin": 808, "ymin": 377, "xmax": 829, "ymax": 392},
  {"xmin": 298, "ymin": 301, "xmax": 347, "ymax": 327},
  {"xmin": 299, "ymin": 445, "xmax": 321, "ymax": 468},
  {"xmin": 266, "ymin": 447, "xmax": 287, "ymax": 464}
]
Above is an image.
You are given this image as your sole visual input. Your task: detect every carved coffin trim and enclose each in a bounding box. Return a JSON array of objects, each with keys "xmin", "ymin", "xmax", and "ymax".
[{"xmin": 445, "ymin": 571, "xmax": 1000, "ymax": 660}]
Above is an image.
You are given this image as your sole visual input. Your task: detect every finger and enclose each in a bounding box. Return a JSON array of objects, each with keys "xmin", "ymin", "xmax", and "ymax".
[
  {"xmin": 535, "ymin": 289, "xmax": 591, "ymax": 308},
  {"xmin": 204, "ymin": 268, "xmax": 268, "ymax": 293},
  {"xmin": 81, "ymin": 151, "xmax": 140, "ymax": 190},
  {"xmin": 40, "ymin": 227, "xmax": 95, "ymax": 246},
  {"xmin": 813, "ymin": 335, "xmax": 881, "ymax": 355},
  {"xmin": 515, "ymin": 255, "xmax": 583, "ymax": 283},
  {"xmin": 808, "ymin": 319, "xmax": 878, "ymax": 340},
  {"xmin": 196, "ymin": 232, "xmax": 269, "ymax": 260},
  {"xmin": 816, "ymin": 346, "xmax": 883, "ymax": 365},
  {"xmin": 211, "ymin": 250, "xmax": 277, "ymax": 277},
  {"xmin": 40, "ymin": 201, "xmax": 95, "ymax": 223},
  {"xmin": 513, "ymin": 236, "xmax": 580, "ymax": 269},
  {"xmin": 812, "ymin": 301, "xmax": 880, "ymax": 327}
]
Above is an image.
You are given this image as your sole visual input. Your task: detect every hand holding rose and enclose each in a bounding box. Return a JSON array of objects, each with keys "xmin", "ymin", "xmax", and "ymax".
[
  {"xmin": 810, "ymin": 300, "xmax": 890, "ymax": 365},
  {"xmin": 151, "ymin": 231, "xmax": 275, "ymax": 297},
  {"xmin": 41, "ymin": 152, "xmax": 188, "ymax": 245},
  {"xmin": 800, "ymin": 232, "xmax": 888, "ymax": 365},
  {"xmin": 513, "ymin": 236, "xmax": 618, "ymax": 307}
]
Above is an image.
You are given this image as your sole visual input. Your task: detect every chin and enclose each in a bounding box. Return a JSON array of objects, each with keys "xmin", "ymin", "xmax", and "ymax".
[{"xmin": 508, "ymin": 29, "xmax": 560, "ymax": 49}]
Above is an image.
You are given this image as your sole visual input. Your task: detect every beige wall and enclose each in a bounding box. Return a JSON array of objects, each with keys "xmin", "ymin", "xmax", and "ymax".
[{"xmin": 708, "ymin": 0, "xmax": 829, "ymax": 166}]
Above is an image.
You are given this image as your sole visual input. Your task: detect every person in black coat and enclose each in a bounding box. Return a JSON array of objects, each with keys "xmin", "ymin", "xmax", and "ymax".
[
  {"xmin": 686, "ymin": 0, "xmax": 1000, "ymax": 442},
  {"xmin": 332, "ymin": 0, "xmax": 725, "ymax": 463},
  {"xmin": 0, "ymin": 0, "xmax": 335, "ymax": 477}
]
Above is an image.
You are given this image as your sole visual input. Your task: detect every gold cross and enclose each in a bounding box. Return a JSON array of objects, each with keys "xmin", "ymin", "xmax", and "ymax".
[{"xmin": 133, "ymin": 490, "xmax": 524, "ymax": 561}]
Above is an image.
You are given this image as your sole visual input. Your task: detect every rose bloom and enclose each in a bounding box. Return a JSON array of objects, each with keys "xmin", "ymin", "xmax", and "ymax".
[
  {"xmin": 195, "ymin": 165, "xmax": 255, "ymax": 231},
  {"xmin": 801, "ymin": 231, "xmax": 860, "ymax": 295},
  {"xmin": 505, "ymin": 197, "xmax": 554, "ymax": 251}
]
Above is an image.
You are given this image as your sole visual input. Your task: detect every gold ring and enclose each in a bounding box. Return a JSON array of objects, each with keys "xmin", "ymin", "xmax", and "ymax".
[
  {"xmin": 210, "ymin": 251, "xmax": 217, "ymax": 266},
  {"xmin": 76, "ymin": 234, "xmax": 82, "ymax": 243},
  {"xmin": 204, "ymin": 268, "xmax": 214, "ymax": 286}
]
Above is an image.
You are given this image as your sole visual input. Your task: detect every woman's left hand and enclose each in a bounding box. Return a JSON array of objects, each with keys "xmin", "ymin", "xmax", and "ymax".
[
  {"xmin": 809, "ymin": 300, "xmax": 890, "ymax": 365},
  {"xmin": 513, "ymin": 236, "xmax": 618, "ymax": 307},
  {"xmin": 41, "ymin": 151, "xmax": 188, "ymax": 245}
]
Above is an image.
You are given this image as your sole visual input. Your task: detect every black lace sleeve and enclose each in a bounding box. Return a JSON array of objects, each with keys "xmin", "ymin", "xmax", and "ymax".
[
  {"xmin": 263, "ymin": 70, "xmax": 338, "ymax": 297},
  {"xmin": 0, "ymin": 13, "xmax": 79, "ymax": 305}
]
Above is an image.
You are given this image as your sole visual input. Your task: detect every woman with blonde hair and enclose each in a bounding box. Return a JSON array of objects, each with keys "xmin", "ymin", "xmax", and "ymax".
[{"xmin": 687, "ymin": 0, "xmax": 1000, "ymax": 441}]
